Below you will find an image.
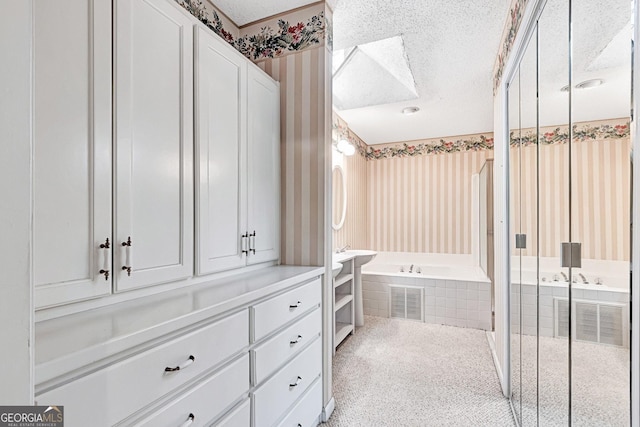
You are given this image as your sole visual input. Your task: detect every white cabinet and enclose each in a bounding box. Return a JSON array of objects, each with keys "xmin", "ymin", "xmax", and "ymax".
[
  {"xmin": 32, "ymin": 0, "xmax": 113, "ymax": 308},
  {"xmin": 33, "ymin": 0, "xmax": 195, "ymax": 306},
  {"xmin": 35, "ymin": 267, "xmax": 323, "ymax": 427},
  {"xmin": 195, "ymin": 27, "xmax": 280, "ymax": 275},
  {"xmin": 114, "ymin": 0, "xmax": 194, "ymax": 291},
  {"xmin": 247, "ymin": 66, "xmax": 280, "ymax": 265},
  {"xmin": 195, "ymin": 27, "xmax": 247, "ymax": 275}
]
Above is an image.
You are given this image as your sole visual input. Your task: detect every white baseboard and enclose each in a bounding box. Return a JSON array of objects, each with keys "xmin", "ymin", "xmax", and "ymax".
[{"xmin": 322, "ymin": 396, "xmax": 335, "ymax": 422}]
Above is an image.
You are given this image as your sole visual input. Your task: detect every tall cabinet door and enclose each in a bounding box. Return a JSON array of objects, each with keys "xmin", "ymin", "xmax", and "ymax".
[
  {"xmin": 195, "ymin": 27, "xmax": 248, "ymax": 275},
  {"xmin": 33, "ymin": 0, "xmax": 112, "ymax": 308},
  {"xmin": 247, "ymin": 67, "xmax": 280, "ymax": 265},
  {"xmin": 114, "ymin": 0, "xmax": 194, "ymax": 291}
]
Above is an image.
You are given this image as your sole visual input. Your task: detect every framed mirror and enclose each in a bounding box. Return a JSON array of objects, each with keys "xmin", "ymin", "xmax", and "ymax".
[{"xmin": 332, "ymin": 164, "xmax": 347, "ymax": 230}]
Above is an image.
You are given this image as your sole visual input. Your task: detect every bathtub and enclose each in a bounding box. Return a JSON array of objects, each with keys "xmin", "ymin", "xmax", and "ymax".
[
  {"xmin": 511, "ymin": 256, "xmax": 630, "ymax": 344},
  {"xmin": 361, "ymin": 252, "xmax": 492, "ymax": 330}
]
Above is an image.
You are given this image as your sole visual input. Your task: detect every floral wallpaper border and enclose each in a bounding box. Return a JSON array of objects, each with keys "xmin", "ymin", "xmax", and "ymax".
[
  {"xmin": 176, "ymin": 0, "xmax": 326, "ymax": 61},
  {"xmin": 512, "ymin": 122, "xmax": 630, "ymax": 147},
  {"xmin": 358, "ymin": 122, "xmax": 629, "ymax": 161},
  {"xmin": 493, "ymin": 0, "xmax": 529, "ymax": 95}
]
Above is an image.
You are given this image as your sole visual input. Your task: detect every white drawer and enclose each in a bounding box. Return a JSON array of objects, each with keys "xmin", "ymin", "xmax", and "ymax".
[
  {"xmin": 253, "ymin": 309, "xmax": 321, "ymax": 384},
  {"xmin": 252, "ymin": 279, "xmax": 321, "ymax": 342},
  {"xmin": 37, "ymin": 310, "xmax": 249, "ymax": 427},
  {"xmin": 253, "ymin": 338, "xmax": 322, "ymax": 427},
  {"xmin": 215, "ymin": 398, "xmax": 250, "ymax": 427},
  {"xmin": 135, "ymin": 354, "xmax": 249, "ymax": 427},
  {"xmin": 277, "ymin": 377, "xmax": 322, "ymax": 427}
]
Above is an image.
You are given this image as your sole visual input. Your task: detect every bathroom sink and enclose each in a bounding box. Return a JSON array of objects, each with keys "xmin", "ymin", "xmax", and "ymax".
[
  {"xmin": 333, "ymin": 250, "xmax": 377, "ymax": 267},
  {"xmin": 332, "ymin": 262, "xmax": 344, "ymax": 278}
]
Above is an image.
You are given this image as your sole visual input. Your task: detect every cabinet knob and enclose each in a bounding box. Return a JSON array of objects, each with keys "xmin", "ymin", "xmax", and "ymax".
[
  {"xmin": 289, "ymin": 375, "xmax": 302, "ymax": 388},
  {"xmin": 165, "ymin": 355, "xmax": 195, "ymax": 372}
]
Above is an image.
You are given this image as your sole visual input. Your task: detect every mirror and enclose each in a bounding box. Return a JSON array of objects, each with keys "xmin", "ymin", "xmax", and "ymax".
[{"xmin": 332, "ymin": 164, "xmax": 347, "ymax": 230}]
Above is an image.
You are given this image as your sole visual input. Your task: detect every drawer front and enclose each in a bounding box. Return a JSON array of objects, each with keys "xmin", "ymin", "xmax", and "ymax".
[
  {"xmin": 37, "ymin": 310, "xmax": 249, "ymax": 427},
  {"xmin": 253, "ymin": 338, "xmax": 322, "ymax": 427},
  {"xmin": 277, "ymin": 377, "xmax": 322, "ymax": 427},
  {"xmin": 252, "ymin": 279, "xmax": 321, "ymax": 342},
  {"xmin": 215, "ymin": 398, "xmax": 250, "ymax": 427},
  {"xmin": 253, "ymin": 309, "xmax": 321, "ymax": 384},
  {"xmin": 136, "ymin": 354, "xmax": 249, "ymax": 427}
]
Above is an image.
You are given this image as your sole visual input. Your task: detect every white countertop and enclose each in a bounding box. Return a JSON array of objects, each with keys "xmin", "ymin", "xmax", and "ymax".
[{"xmin": 35, "ymin": 265, "xmax": 324, "ymax": 387}]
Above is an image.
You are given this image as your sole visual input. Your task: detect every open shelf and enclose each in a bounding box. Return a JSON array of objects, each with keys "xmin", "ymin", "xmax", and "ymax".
[
  {"xmin": 334, "ymin": 273, "xmax": 354, "ymax": 288},
  {"xmin": 334, "ymin": 294, "xmax": 353, "ymax": 312},
  {"xmin": 334, "ymin": 322, "xmax": 353, "ymax": 348}
]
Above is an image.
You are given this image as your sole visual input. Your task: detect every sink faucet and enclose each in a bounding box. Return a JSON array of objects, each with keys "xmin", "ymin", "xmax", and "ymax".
[
  {"xmin": 578, "ymin": 273, "xmax": 588, "ymax": 284},
  {"xmin": 560, "ymin": 272, "xmax": 568, "ymax": 282},
  {"xmin": 409, "ymin": 264, "xmax": 414, "ymax": 273},
  {"xmin": 336, "ymin": 244, "xmax": 350, "ymax": 254}
]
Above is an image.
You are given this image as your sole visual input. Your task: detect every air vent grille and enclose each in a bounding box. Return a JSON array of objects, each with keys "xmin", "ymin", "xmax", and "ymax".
[
  {"xmin": 389, "ymin": 285, "xmax": 424, "ymax": 321},
  {"xmin": 554, "ymin": 298, "xmax": 626, "ymax": 347}
]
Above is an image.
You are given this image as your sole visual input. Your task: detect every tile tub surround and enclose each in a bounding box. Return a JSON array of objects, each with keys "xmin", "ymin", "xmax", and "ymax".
[
  {"xmin": 362, "ymin": 277, "xmax": 492, "ymax": 330},
  {"xmin": 362, "ymin": 251, "xmax": 492, "ymax": 330},
  {"xmin": 511, "ymin": 281, "xmax": 630, "ymax": 340}
]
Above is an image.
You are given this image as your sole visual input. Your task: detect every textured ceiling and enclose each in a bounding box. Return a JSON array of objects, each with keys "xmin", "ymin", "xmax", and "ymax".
[
  {"xmin": 333, "ymin": 0, "xmax": 512, "ymax": 144},
  {"xmin": 212, "ymin": 0, "xmax": 320, "ymax": 26}
]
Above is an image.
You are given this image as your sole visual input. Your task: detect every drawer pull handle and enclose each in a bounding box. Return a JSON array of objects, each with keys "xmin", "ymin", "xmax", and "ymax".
[
  {"xmin": 289, "ymin": 301, "xmax": 302, "ymax": 309},
  {"xmin": 165, "ymin": 355, "xmax": 195, "ymax": 372},
  {"xmin": 290, "ymin": 335, "xmax": 303, "ymax": 345},
  {"xmin": 289, "ymin": 376, "xmax": 302, "ymax": 388},
  {"xmin": 179, "ymin": 413, "xmax": 195, "ymax": 427}
]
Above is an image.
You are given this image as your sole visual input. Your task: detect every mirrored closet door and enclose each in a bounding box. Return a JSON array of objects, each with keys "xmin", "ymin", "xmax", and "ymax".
[{"xmin": 508, "ymin": 0, "xmax": 632, "ymax": 425}]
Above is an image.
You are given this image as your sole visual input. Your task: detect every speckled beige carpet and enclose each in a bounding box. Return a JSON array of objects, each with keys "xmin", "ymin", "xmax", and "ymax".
[{"xmin": 325, "ymin": 316, "xmax": 515, "ymax": 427}]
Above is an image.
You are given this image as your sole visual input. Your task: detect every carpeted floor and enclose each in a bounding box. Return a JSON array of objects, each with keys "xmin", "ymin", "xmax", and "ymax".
[{"xmin": 325, "ymin": 316, "xmax": 515, "ymax": 427}]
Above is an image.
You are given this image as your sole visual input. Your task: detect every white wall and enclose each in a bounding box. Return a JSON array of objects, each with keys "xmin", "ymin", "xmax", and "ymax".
[{"xmin": 0, "ymin": 1, "xmax": 35, "ymax": 404}]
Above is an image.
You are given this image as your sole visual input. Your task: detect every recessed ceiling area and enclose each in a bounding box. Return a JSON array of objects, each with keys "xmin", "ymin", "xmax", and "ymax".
[
  {"xmin": 211, "ymin": 0, "xmax": 320, "ymax": 26},
  {"xmin": 332, "ymin": 0, "xmax": 512, "ymax": 145},
  {"xmin": 333, "ymin": 36, "xmax": 418, "ymax": 110}
]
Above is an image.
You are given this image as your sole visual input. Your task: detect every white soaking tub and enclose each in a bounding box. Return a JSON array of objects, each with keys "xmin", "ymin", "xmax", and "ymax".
[{"xmin": 361, "ymin": 252, "xmax": 492, "ymax": 330}]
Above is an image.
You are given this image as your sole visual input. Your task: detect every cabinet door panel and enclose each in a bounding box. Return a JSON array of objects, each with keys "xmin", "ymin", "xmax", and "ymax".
[
  {"xmin": 247, "ymin": 68, "xmax": 280, "ymax": 265},
  {"xmin": 115, "ymin": 0, "xmax": 193, "ymax": 291},
  {"xmin": 195, "ymin": 28, "xmax": 247, "ymax": 275},
  {"xmin": 33, "ymin": 0, "xmax": 112, "ymax": 307}
]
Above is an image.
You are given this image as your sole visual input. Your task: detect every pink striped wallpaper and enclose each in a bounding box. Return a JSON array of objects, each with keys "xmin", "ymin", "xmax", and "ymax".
[
  {"xmin": 257, "ymin": 43, "xmax": 330, "ymax": 266},
  {"xmin": 510, "ymin": 120, "xmax": 631, "ymax": 261}
]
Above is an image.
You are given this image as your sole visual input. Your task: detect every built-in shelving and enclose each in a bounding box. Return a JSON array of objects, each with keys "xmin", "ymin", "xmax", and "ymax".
[
  {"xmin": 333, "ymin": 257, "xmax": 355, "ymax": 351},
  {"xmin": 334, "ymin": 294, "xmax": 353, "ymax": 312},
  {"xmin": 334, "ymin": 273, "xmax": 354, "ymax": 288},
  {"xmin": 335, "ymin": 322, "xmax": 354, "ymax": 347}
]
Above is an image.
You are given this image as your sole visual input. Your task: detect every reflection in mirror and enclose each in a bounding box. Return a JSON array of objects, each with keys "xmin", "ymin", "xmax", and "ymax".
[
  {"xmin": 538, "ymin": 0, "xmax": 571, "ymax": 424},
  {"xmin": 508, "ymin": 60, "xmax": 522, "ymax": 426},
  {"xmin": 570, "ymin": 0, "xmax": 631, "ymax": 425},
  {"xmin": 332, "ymin": 165, "xmax": 347, "ymax": 230}
]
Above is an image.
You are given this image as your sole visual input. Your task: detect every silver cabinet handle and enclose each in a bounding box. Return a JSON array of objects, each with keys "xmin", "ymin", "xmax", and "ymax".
[
  {"xmin": 289, "ymin": 301, "xmax": 302, "ymax": 309},
  {"xmin": 289, "ymin": 376, "xmax": 302, "ymax": 388},
  {"xmin": 241, "ymin": 232, "xmax": 249, "ymax": 255},
  {"xmin": 178, "ymin": 413, "xmax": 194, "ymax": 427},
  {"xmin": 121, "ymin": 236, "xmax": 132, "ymax": 276},
  {"xmin": 249, "ymin": 230, "xmax": 256, "ymax": 254},
  {"xmin": 99, "ymin": 238, "xmax": 110, "ymax": 280},
  {"xmin": 290, "ymin": 335, "xmax": 303, "ymax": 345},
  {"xmin": 165, "ymin": 355, "xmax": 195, "ymax": 372}
]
